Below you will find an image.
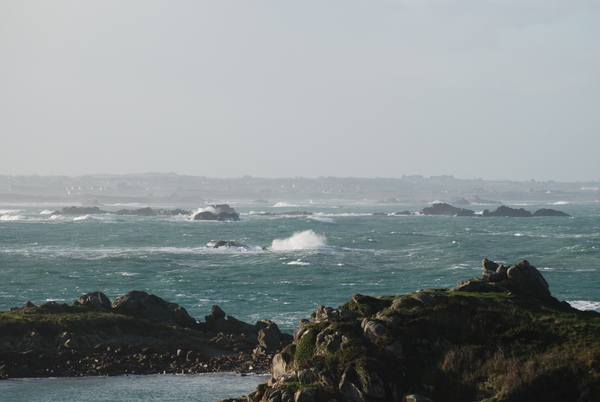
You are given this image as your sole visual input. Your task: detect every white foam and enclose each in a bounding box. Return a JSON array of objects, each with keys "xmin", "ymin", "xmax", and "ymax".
[
  {"xmin": 0, "ymin": 209, "xmax": 23, "ymax": 214},
  {"xmin": 1, "ymin": 214, "xmax": 28, "ymax": 221},
  {"xmin": 270, "ymin": 230, "xmax": 327, "ymax": 251},
  {"xmin": 287, "ymin": 259, "xmax": 311, "ymax": 266},
  {"xmin": 39, "ymin": 210, "xmax": 54, "ymax": 215},
  {"xmin": 568, "ymin": 300, "xmax": 600, "ymax": 313},
  {"xmin": 272, "ymin": 202, "xmax": 299, "ymax": 208},
  {"xmin": 550, "ymin": 201, "xmax": 570, "ymax": 205},
  {"xmin": 308, "ymin": 216, "xmax": 335, "ymax": 223}
]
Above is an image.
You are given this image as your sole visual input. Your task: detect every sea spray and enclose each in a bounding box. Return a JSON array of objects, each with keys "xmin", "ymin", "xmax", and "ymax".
[{"xmin": 270, "ymin": 230, "xmax": 327, "ymax": 250}]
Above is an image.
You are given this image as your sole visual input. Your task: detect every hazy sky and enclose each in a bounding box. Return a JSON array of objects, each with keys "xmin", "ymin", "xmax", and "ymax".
[{"xmin": 1, "ymin": 0, "xmax": 599, "ymax": 181}]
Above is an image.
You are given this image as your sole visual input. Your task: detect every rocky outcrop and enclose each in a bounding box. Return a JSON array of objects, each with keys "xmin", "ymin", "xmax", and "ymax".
[
  {"xmin": 420, "ymin": 203, "xmax": 475, "ymax": 217},
  {"xmin": 212, "ymin": 241, "xmax": 250, "ymax": 249},
  {"xmin": 234, "ymin": 261, "xmax": 598, "ymax": 402},
  {"xmin": 478, "ymin": 259, "xmax": 551, "ymax": 298},
  {"xmin": 482, "ymin": 205, "xmax": 533, "ymax": 217},
  {"xmin": 420, "ymin": 203, "xmax": 569, "ymax": 218},
  {"xmin": 190, "ymin": 204, "xmax": 240, "ymax": 221},
  {"xmin": 533, "ymin": 208, "xmax": 571, "ymax": 217},
  {"xmin": 0, "ymin": 292, "xmax": 289, "ymax": 378},
  {"xmin": 111, "ymin": 290, "xmax": 198, "ymax": 328}
]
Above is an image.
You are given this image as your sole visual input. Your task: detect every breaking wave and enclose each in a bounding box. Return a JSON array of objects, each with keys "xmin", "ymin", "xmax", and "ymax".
[{"xmin": 270, "ymin": 230, "xmax": 327, "ymax": 251}]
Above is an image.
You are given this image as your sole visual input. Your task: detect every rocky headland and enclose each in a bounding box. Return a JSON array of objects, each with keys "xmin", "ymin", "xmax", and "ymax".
[{"xmin": 222, "ymin": 260, "xmax": 599, "ymax": 402}]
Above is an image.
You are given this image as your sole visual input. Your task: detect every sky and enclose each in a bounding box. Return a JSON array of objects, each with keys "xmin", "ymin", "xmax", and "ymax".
[{"xmin": 1, "ymin": 0, "xmax": 599, "ymax": 182}]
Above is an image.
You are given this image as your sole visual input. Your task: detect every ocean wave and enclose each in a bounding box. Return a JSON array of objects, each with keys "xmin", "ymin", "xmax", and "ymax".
[
  {"xmin": 270, "ymin": 230, "xmax": 327, "ymax": 251},
  {"xmin": 0, "ymin": 214, "xmax": 28, "ymax": 221},
  {"xmin": 0, "ymin": 209, "xmax": 24, "ymax": 214},
  {"xmin": 568, "ymin": 300, "xmax": 600, "ymax": 313},
  {"xmin": 39, "ymin": 210, "xmax": 54, "ymax": 215},
  {"xmin": 272, "ymin": 202, "xmax": 300, "ymax": 208},
  {"xmin": 308, "ymin": 216, "xmax": 335, "ymax": 223},
  {"xmin": 287, "ymin": 259, "xmax": 311, "ymax": 266}
]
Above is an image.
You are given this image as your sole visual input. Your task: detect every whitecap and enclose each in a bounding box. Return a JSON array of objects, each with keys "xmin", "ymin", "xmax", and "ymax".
[
  {"xmin": 287, "ymin": 259, "xmax": 311, "ymax": 266},
  {"xmin": 39, "ymin": 210, "xmax": 53, "ymax": 215},
  {"xmin": 272, "ymin": 202, "xmax": 299, "ymax": 208},
  {"xmin": 0, "ymin": 214, "xmax": 27, "ymax": 221},
  {"xmin": 270, "ymin": 230, "xmax": 327, "ymax": 251},
  {"xmin": 568, "ymin": 300, "xmax": 600, "ymax": 313},
  {"xmin": 0, "ymin": 209, "xmax": 23, "ymax": 214},
  {"xmin": 550, "ymin": 201, "xmax": 570, "ymax": 205},
  {"xmin": 308, "ymin": 216, "xmax": 335, "ymax": 223}
]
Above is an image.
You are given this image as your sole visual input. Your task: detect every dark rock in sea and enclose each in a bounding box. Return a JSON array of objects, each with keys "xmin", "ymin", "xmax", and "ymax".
[
  {"xmin": 373, "ymin": 212, "xmax": 388, "ymax": 216},
  {"xmin": 420, "ymin": 203, "xmax": 475, "ymax": 217},
  {"xmin": 395, "ymin": 211, "xmax": 412, "ymax": 215},
  {"xmin": 212, "ymin": 241, "xmax": 250, "ymax": 249},
  {"xmin": 111, "ymin": 290, "xmax": 197, "ymax": 328},
  {"xmin": 190, "ymin": 204, "xmax": 240, "ymax": 221},
  {"xmin": 482, "ymin": 205, "xmax": 533, "ymax": 217},
  {"xmin": 51, "ymin": 206, "xmax": 109, "ymax": 215},
  {"xmin": 533, "ymin": 208, "xmax": 571, "ymax": 217}
]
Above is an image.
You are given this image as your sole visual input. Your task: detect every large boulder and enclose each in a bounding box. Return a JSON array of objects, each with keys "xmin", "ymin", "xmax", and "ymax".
[
  {"xmin": 190, "ymin": 205, "xmax": 240, "ymax": 221},
  {"xmin": 111, "ymin": 291, "xmax": 197, "ymax": 328},
  {"xmin": 72, "ymin": 292, "xmax": 111, "ymax": 310},
  {"xmin": 478, "ymin": 258, "xmax": 552, "ymax": 299},
  {"xmin": 506, "ymin": 260, "xmax": 551, "ymax": 299}
]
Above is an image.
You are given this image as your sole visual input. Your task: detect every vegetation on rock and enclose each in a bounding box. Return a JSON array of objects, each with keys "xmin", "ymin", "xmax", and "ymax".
[{"xmin": 228, "ymin": 260, "xmax": 599, "ymax": 402}]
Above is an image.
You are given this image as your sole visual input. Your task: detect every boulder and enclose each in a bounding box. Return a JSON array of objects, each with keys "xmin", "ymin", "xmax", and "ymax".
[
  {"xmin": 111, "ymin": 290, "xmax": 197, "ymax": 328},
  {"xmin": 506, "ymin": 260, "xmax": 551, "ymax": 299},
  {"xmin": 72, "ymin": 292, "xmax": 111, "ymax": 310}
]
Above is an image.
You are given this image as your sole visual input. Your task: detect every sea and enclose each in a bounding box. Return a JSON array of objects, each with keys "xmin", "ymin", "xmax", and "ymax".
[{"xmin": 1, "ymin": 200, "xmax": 599, "ymax": 401}]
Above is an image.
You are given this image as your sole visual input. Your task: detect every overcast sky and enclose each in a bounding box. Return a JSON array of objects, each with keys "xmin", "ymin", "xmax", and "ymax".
[{"xmin": 1, "ymin": 0, "xmax": 599, "ymax": 181}]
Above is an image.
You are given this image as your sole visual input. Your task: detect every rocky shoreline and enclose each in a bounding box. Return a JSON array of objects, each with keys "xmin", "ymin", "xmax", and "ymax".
[
  {"xmin": 223, "ymin": 260, "xmax": 598, "ymax": 402},
  {"xmin": 0, "ymin": 291, "xmax": 291, "ymax": 379},
  {"xmin": 2, "ymin": 260, "xmax": 598, "ymax": 401}
]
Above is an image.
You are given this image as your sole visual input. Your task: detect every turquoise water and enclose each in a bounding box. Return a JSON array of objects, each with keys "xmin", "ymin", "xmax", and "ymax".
[{"xmin": 1, "ymin": 200, "xmax": 599, "ymax": 400}]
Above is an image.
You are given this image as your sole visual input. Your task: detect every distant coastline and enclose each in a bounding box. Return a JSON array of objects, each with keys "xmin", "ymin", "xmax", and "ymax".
[{"xmin": 1, "ymin": 174, "xmax": 598, "ymax": 205}]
